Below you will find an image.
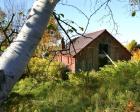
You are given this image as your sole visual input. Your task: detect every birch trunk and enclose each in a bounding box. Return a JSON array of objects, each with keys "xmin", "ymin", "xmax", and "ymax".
[{"xmin": 0, "ymin": 0, "xmax": 59, "ymax": 103}]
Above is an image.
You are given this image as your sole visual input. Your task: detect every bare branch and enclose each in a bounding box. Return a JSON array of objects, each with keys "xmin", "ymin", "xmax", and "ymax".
[
  {"xmin": 83, "ymin": 0, "xmax": 111, "ymax": 34},
  {"xmin": 59, "ymin": 3, "xmax": 89, "ymax": 19},
  {"xmin": 106, "ymin": 4, "xmax": 118, "ymax": 33},
  {"xmin": 4, "ymin": 14, "xmax": 15, "ymax": 32},
  {"xmin": 60, "ymin": 0, "xmax": 117, "ymax": 35},
  {"xmin": 53, "ymin": 12, "xmax": 77, "ymax": 54}
]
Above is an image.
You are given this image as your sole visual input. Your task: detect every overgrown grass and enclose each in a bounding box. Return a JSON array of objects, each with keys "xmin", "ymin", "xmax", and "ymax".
[{"xmin": 1, "ymin": 58, "xmax": 140, "ymax": 111}]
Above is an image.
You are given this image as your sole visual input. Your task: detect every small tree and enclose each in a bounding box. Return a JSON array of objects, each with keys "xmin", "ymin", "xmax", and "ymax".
[{"xmin": 126, "ymin": 40, "xmax": 137, "ymax": 52}]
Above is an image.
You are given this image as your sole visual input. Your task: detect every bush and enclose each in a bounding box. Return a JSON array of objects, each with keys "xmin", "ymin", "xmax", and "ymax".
[
  {"xmin": 2, "ymin": 77, "xmax": 98, "ymax": 112},
  {"xmin": 26, "ymin": 57, "xmax": 69, "ymax": 81},
  {"xmin": 95, "ymin": 60, "xmax": 140, "ymax": 110},
  {"xmin": 98, "ymin": 61, "xmax": 140, "ymax": 92},
  {"xmin": 2, "ymin": 60, "xmax": 140, "ymax": 111}
]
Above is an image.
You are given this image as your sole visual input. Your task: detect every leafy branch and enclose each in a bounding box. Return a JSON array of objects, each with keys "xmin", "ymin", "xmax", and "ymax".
[{"xmin": 53, "ymin": 12, "xmax": 77, "ymax": 54}]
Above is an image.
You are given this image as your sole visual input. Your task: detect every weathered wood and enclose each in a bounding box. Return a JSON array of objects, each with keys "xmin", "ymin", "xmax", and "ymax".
[{"xmin": 56, "ymin": 30, "xmax": 131, "ymax": 72}]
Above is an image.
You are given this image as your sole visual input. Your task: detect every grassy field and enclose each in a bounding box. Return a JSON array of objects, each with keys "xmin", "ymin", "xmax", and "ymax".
[{"xmin": 1, "ymin": 58, "xmax": 140, "ymax": 112}]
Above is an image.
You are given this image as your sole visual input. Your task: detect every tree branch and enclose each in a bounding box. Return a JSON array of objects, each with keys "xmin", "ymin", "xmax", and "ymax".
[
  {"xmin": 53, "ymin": 12, "xmax": 77, "ymax": 54},
  {"xmin": 4, "ymin": 14, "xmax": 15, "ymax": 32}
]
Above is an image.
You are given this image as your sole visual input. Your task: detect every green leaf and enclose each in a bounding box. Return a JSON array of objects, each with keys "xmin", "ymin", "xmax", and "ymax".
[
  {"xmin": 47, "ymin": 24, "xmax": 56, "ymax": 30},
  {"xmin": 79, "ymin": 27, "xmax": 84, "ymax": 31},
  {"xmin": 131, "ymin": 11, "xmax": 136, "ymax": 17},
  {"xmin": 67, "ymin": 29, "xmax": 73, "ymax": 33},
  {"xmin": 71, "ymin": 21, "xmax": 74, "ymax": 24},
  {"xmin": 72, "ymin": 27, "xmax": 77, "ymax": 32},
  {"xmin": 60, "ymin": 13, "xmax": 64, "ymax": 18}
]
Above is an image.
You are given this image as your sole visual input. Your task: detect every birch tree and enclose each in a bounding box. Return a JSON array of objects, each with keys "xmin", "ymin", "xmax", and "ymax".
[
  {"xmin": 0, "ymin": 0, "xmax": 139, "ymax": 104},
  {"xmin": 0, "ymin": 0, "xmax": 60, "ymax": 103}
]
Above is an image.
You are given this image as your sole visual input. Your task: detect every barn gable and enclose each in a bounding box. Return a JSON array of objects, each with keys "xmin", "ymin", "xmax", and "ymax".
[{"xmin": 66, "ymin": 29, "xmax": 131, "ymax": 57}]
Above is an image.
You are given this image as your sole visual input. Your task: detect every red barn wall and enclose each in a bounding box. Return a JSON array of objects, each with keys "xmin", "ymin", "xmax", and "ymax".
[{"xmin": 55, "ymin": 55, "xmax": 75, "ymax": 72}]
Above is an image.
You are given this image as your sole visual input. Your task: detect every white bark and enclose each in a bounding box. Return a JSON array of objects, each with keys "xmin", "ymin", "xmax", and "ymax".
[{"xmin": 0, "ymin": 0, "xmax": 60, "ymax": 103}]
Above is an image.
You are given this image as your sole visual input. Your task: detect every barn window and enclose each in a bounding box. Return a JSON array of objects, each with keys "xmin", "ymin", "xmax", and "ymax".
[
  {"xmin": 98, "ymin": 57, "xmax": 108, "ymax": 68},
  {"xmin": 98, "ymin": 43, "xmax": 109, "ymax": 68},
  {"xmin": 99, "ymin": 43, "xmax": 108, "ymax": 54}
]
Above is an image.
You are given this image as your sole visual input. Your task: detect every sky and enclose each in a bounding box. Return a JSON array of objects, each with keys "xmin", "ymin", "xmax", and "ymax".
[
  {"xmin": 55, "ymin": 0, "xmax": 140, "ymax": 44},
  {"xmin": 0, "ymin": 0, "xmax": 140, "ymax": 44}
]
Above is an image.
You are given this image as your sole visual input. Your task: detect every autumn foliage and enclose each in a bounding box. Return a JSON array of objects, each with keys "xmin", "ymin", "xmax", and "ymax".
[
  {"xmin": 131, "ymin": 49, "xmax": 140, "ymax": 61},
  {"xmin": 34, "ymin": 16, "xmax": 61, "ymax": 57}
]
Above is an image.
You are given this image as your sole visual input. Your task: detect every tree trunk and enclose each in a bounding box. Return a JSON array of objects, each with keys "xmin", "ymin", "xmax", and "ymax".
[{"xmin": 0, "ymin": 0, "xmax": 59, "ymax": 103}]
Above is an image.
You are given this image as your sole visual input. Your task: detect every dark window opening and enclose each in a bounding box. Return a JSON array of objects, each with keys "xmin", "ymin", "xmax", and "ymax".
[
  {"xmin": 98, "ymin": 43, "xmax": 109, "ymax": 68},
  {"xmin": 99, "ymin": 43, "xmax": 108, "ymax": 54},
  {"xmin": 98, "ymin": 57, "xmax": 108, "ymax": 68}
]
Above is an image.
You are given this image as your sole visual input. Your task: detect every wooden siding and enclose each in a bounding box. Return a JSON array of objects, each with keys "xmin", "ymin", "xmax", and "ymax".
[
  {"xmin": 75, "ymin": 31, "xmax": 131, "ymax": 72},
  {"xmin": 55, "ymin": 30, "xmax": 131, "ymax": 72}
]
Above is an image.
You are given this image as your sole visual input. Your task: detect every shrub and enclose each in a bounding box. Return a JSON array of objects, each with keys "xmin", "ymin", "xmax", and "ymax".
[
  {"xmin": 95, "ymin": 60, "xmax": 140, "ymax": 110},
  {"xmin": 26, "ymin": 57, "xmax": 69, "ymax": 81},
  {"xmin": 98, "ymin": 61, "xmax": 140, "ymax": 92},
  {"xmin": 2, "ymin": 77, "xmax": 98, "ymax": 112},
  {"xmin": 2, "ymin": 60, "xmax": 140, "ymax": 111}
]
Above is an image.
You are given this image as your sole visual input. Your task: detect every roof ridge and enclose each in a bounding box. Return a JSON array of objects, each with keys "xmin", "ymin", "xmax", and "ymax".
[
  {"xmin": 84, "ymin": 29, "xmax": 106, "ymax": 36},
  {"xmin": 71, "ymin": 29, "xmax": 106, "ymax": 43}
]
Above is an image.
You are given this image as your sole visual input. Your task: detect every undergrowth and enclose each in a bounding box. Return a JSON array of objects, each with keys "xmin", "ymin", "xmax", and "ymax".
[{"xmin": 1, "ymin": 58, "xmax": 140, "ymax": 112}]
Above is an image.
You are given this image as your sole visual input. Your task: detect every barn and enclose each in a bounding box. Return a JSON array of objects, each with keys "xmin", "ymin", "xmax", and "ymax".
[{"xmin": 55, "ymin": 29, "xmax": 131, "ymax": 72}]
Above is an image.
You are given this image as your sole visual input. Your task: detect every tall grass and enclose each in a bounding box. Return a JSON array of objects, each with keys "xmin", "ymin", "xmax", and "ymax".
[{"xmin": 1, "ymin": 58, "xmax": 140, "ymax": 111}]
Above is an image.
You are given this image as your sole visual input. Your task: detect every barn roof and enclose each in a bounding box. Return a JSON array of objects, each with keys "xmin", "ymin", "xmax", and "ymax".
[
  {"xmin": 63, "ymin": 29, "xmax": 106, "ymax": 56},
  {"xmin": 61, "ymin": 29, "xmax": 131, "ymax": 57}
]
